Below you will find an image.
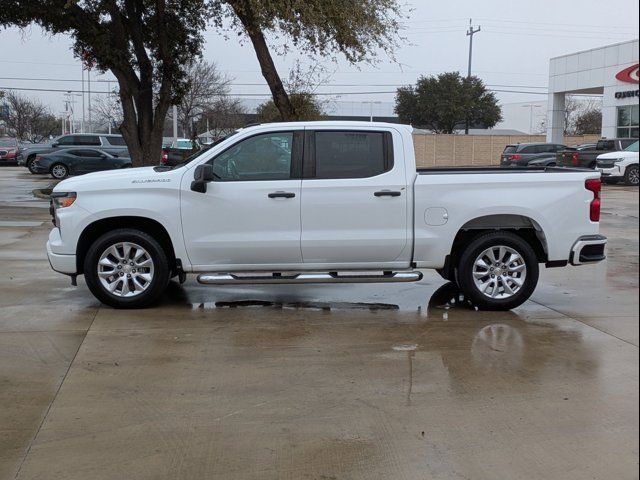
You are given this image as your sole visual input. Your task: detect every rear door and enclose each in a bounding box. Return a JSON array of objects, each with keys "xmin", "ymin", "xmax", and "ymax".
[{"xmin": 300, "ymin": 128, "xmax": 410, "ymax": 267}]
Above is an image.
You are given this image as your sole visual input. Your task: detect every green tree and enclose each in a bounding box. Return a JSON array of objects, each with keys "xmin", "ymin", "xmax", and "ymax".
[
  {"xmin": 257, "ymin": 92, "xmax": 324, "ymax": 122},
  {"xmin": 214, "ymin": 0, "xmax": 404, "ymax": 121},
  {"xmin": 395, "ymin": 72, "xmax": 502, "ymax": 134},
  {"xmin": 2, "ymin": 0, "xmax": 404, "ymax": 165},
  {"xmin": 1, "ymin": 0, "xmax": 208, "ymax": 166}
]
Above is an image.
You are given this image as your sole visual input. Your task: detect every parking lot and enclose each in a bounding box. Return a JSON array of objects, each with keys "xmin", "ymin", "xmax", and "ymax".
[{"xmin": 0, "ymin": 166, "xmax": 638, "ymax": 479}]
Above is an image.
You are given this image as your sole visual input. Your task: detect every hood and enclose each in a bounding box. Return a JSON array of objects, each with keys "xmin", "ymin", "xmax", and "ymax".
[
  {"xmin": 53, "ymin": 166, "xmax": 178, "ymax": 193},
  {"xmin": 597, "ymin": 151, "xmax": 637, "ymax": 160}
]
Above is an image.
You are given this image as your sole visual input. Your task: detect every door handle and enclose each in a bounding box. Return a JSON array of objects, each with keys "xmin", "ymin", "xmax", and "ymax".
[
  {"xmin": 268, "ymin": 191, "xmax": 296, "ymax": 199},
  {"xmin": 374, "ymin": 190, "xmax": 401, "ymax": 197}
]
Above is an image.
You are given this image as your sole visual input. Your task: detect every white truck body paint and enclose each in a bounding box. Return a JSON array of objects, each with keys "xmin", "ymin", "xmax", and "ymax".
[{"xmin": 47, "ymin": 121, "xmax": 604, "ymax": 278}]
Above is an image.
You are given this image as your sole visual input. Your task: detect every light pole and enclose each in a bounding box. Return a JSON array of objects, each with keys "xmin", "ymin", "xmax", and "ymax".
[
  {"xmin": 362, "ymin": 100, "xmax": 382, "ymax": 122},
  {"xmin": 465, "ymin": 18, "xmax": 481, "ymax": 134},
  {"xmin": 522, "ymin": 104, "xmax": 542, "ymax": 134}
]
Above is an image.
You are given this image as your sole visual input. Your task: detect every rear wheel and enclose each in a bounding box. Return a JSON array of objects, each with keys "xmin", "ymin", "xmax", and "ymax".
[
  {"xmin": 50, "ymin": 163, "xmax": 69, "ymax": 179},
  {"xmin": 457, "ymin": 231, "xmax": 539, "ymax": 311},
  {"xmin": 84, "ymin": 229, "xmax": 170, "ymax": 308},
  {"xmin": 624, "ymin": 165, "xmax": 639, "ymax": 186}
]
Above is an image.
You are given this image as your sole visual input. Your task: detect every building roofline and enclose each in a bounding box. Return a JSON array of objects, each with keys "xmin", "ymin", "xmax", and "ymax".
[{"xmin": 550, "ymin": 38, "xmax": 639, "ymax": 61}]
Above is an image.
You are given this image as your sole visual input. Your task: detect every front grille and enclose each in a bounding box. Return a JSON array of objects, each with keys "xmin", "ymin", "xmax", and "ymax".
[
  {"xmin": 0, "ymin": 150, "xmax": 7, "ymax": 157},
  {"xmin": 598, "ymin": 161, "xmax": 616, "ymax": 168}
]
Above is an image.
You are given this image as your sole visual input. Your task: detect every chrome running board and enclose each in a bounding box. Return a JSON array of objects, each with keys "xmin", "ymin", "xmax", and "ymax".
[{"xmin": 197, "ymin": 271, "xmax": 423, "ymax": 285}]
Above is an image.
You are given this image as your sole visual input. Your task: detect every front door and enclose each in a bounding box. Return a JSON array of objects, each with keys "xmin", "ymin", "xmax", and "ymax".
[
  {"xmin": 300, "ymin": 129, "xmax": 410, "ymax": 266},
  {"xmin": 181, "ymin": 130, "xmax": 304, "ymax": 269}
]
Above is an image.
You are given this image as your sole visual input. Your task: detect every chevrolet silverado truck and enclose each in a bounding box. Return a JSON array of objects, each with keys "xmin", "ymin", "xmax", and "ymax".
[
  {"xmin": 557, "ymin": 138, "xmax": 638, "ymax": 169},
  {"xmin": 46, "ymin": 122, "xmax": 607, "ymax": 310}
]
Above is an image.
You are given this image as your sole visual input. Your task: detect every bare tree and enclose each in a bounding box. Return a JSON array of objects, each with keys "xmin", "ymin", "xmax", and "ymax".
[
  {"xmin": 91, "ymin": 92, "xmax": 123, "ymax": 133},
  {"xmin": 197, "ymin": 97, "xmax": 246, "ymax": 142},
  {"xmin": 178, "ymin": 61, "xmax": 233, "ymax": 138},
  {"xmin": 564, "ymin": 96, "xmax": 602, "ymax": 135},
  {"xmin": 2, "ymin": 91, "xmax": 60, "ymax": 142}
]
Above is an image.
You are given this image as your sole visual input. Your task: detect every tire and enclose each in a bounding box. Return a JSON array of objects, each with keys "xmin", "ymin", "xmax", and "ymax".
[
  {"xmin": 624, "ymin": 165, "xmax": 639, "ymax": 186},
  {"xmin": 50, "ymin": 163, "xmax": 69, "ymax": 179},
  {"xmin": 457, "ymin": 231, "xmax": 539, "ymax": 311},
  {"xmin": 84, "ymin": 229, "xmax": 170, "ymax": 308},
  {"xmin": 27, "ymin": 156, "xmax": 38, "ymax": 174}
]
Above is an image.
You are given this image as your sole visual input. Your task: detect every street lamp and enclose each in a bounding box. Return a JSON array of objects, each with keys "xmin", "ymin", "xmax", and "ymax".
[{"xmin": 522, "ymin": 104, "xmax": 543, "ymax": 134}]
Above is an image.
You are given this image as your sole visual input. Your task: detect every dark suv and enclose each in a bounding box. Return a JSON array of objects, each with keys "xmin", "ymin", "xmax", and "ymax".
[
  {"xmin": 19, "ymin": 134, "xmax": 128, "ymax": 173},
  {"xmin": 500, "ymin": 143, "xmax": 569, "ymax": 167}
]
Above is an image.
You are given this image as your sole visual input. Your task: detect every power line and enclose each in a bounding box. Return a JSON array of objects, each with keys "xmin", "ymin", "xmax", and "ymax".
[{"xmin": 0, "ymin": 76, "xmax": 551, "ymax": 89}]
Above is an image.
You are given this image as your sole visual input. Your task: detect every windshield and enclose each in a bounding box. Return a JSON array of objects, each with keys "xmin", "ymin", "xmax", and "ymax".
[
  {"xmin": 174, "ymin": 140, "xmax": 196, "ymax": 149},
  {"xmin": 0, "ymin": 139, "xmax": 17, "ymax": 147},
  {"xmin": 624, "ymin": 141, "xmax": 639, "ymax": 152}
]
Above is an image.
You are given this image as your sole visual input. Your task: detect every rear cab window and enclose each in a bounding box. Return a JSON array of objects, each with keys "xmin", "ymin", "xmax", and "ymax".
[{"xmin": 308, "ymin": 131, "xmax": 393, "ymax": 179}]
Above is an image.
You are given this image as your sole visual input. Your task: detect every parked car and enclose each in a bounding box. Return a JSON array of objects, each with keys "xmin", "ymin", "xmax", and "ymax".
[
  {"xmin": 46, "ymin": 121, "xmax": 606, "ymax": 310},
  {"xmin": 500, "ymin": 143, "xmax": 570, "ymax": 167},
  {"xmin": 32, "ymin": 148, "xmax": 131, "ymax": 179},
  {"xmin": 573, "ymin": 143, "xmax": 598, "ymax": 151},
  {"xmin": 0, "ymin": 137, "xmax": 20, "ymax": 166},
  {"xmin": 161, "ymin": 138, "xmax": 201, "ymax": 167},
  {"xmin": 596, "ymin": 140, "xmax": 639, "ymax": 186},
  {"xmin": 557, "ymin": 138, "xmax": 638, "ymax": 169},
  {"xmin": 21, "ymin": 134, "xmax": 128, "ymax": 173}
]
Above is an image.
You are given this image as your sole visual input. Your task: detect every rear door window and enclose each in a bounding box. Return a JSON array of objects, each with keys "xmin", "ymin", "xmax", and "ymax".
[
  {"xmin": 75, "ymin": 135, "xmax": 101, "ymax": 146},
  {"xmin": 519, "ymin": 145, "xmax": 537, "ymax": 154},
  {"xmin": 311, "ymin": 131, "xmax": 392, "ymax": 179},
  {"xmin": 104, "ymin": 136, "xmax": 126, "ymax": 146}
]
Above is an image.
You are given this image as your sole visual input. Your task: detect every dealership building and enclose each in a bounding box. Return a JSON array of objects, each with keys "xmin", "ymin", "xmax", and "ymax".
[{"xmin": 546, "ymin": 39, "xmax": 639, "ymax": 143}]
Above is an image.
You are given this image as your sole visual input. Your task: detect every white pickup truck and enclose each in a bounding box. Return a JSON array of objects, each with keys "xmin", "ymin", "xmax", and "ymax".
[{"xmin": 47, "ymin": 122, "xmax": 607, "ymax": 310}]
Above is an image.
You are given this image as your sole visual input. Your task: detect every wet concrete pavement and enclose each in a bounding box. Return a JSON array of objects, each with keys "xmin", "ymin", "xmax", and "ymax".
[{"xmin": 0, "ymin": 167, "xmax": 638, "ymax": 479}]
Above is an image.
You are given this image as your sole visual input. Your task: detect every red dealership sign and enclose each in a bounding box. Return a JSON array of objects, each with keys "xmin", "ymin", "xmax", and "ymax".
[{"xmin": 615, "ymin": 64, "xmax": 639, "ymax": 84}]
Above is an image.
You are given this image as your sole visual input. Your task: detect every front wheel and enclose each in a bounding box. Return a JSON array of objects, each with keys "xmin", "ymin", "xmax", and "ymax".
[
  {"xmin": 457, "ymin": 231, "xmax": 539, "ymax": 311},
  {"xmin": 624, "ymin": 165, "xmax": 639, "ymax": 186},
  {"xmin": 84, "ymin": 229, "xmax": 170, "ymax": 308},
  {"xmin": 27, "ymin": 156, "xmax": 39, "ymax": 174}
]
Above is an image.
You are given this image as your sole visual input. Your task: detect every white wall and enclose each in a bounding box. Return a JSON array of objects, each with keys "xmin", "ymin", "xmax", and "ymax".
[{"xmin": 547, "ymin": 39, "xmax": 639, "ymax": 142}]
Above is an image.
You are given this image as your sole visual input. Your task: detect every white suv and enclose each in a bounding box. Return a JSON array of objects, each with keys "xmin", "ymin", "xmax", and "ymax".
[{"xmin": 596, "ymin": 141, "xmax": 639, "ymax": 186}]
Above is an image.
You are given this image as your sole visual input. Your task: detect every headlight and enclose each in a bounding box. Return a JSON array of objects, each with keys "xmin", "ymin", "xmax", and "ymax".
[
  {"xmin": 51, "ymin": 192, "xmax": 77, "ymax": 209},
  {"xmin": 49, "ymin": 192, "xmax": 77, "ymax": 227}
]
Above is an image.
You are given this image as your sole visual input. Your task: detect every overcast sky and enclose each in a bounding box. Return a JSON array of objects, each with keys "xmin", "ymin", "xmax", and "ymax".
[{"xmin": 0, "ymin": 0, "xmax": 638, "ymax": 117}]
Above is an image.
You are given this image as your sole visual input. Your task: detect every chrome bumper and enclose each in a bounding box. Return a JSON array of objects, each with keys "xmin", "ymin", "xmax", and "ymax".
[{"xmin": 570, "ymin": 235, "xmax": 607, "ymax": 266}]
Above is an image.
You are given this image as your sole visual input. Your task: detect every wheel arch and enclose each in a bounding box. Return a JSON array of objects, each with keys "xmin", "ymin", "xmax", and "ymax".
[
  {"xmin": 440, "ymin": 214, "xmax": 549, "ymax": 280},
  {"xmin": 76, "ymin": 216, "xmax": 177, "ymax": 275}
]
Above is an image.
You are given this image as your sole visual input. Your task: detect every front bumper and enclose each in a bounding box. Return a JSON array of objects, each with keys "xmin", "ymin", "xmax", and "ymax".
[
  {"xmin": 570, "ymin": 235, "xmax": 607, "ymax": 266},
  {"xmin": 597, "ymin": 165, "xmax": 623, "ymax": 179},
  {"xmin": 31, "ymin": 162, "xmax": 49, "ymax": 174},
  {"xmin": 47, "ymin": 229, "xmax": 77, "ymax": 274}
]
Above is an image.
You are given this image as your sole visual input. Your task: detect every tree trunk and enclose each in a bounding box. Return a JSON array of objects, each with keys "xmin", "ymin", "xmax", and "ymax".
[{"xmin": 230, "ymin": 2, "xmax": 295, "ymax": 121}]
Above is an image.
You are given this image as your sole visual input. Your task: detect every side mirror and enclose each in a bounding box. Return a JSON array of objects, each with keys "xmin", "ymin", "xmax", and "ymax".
[{"xmin": 190, "ymin": 164, "xmax": 214, "ymax": 193}]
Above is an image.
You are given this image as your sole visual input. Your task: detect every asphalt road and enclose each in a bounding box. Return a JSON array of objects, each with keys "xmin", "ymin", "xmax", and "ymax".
[{"xmin": 0, "ymin": 167, "xmax": 638, "ymax": 480}]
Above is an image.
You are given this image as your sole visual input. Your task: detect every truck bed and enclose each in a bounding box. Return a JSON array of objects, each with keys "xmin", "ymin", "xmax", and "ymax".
[{"xmin": 417, "ymin": 166, "xmax": 590, "ymax": 174}]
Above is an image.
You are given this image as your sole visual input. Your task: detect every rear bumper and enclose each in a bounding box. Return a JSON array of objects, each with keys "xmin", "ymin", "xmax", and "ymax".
[{"xmin": 569, "ymin": 235, "xmax": 607, "ymax": 266}]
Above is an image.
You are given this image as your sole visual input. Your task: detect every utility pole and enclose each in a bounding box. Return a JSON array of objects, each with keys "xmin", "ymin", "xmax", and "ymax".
[{"xmin": 465, "ymin": 18, "xmax": 481, "ymax": 134}]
